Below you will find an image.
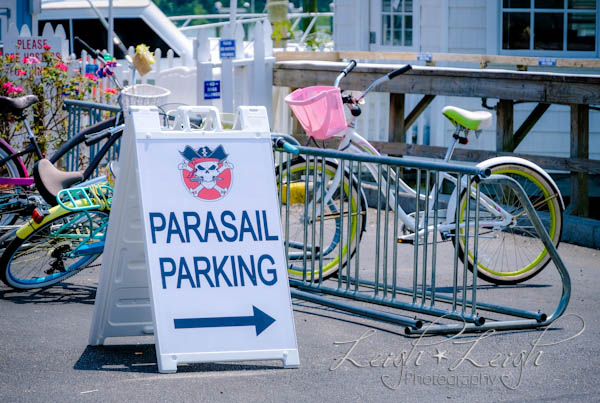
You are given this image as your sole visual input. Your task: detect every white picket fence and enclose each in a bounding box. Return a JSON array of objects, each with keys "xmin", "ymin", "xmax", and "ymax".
[
  {"xmin": 7, "ymin": 21, "xmax": 277, "ymax": 127},
  {"xmin": 194, "ymin": 20, "xmax": 275, "ymax": 118},
  {"xmin": 71, "ymin": 20, "xmax": 276, "ymax": 120}
]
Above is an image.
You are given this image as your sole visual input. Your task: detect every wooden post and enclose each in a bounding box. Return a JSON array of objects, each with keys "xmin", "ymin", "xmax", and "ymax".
[
  {"xmin": 496, "ymin": 99, "xmax": 514, "ymax": 152},
  {"xmin": 570, "ymin": 104, "xmax": 589, "ymax": 217},
  {"xmin": 405, "ymin": 95, "xmax": 436, "ymax": 130},
  {"xmin": 389, "ymin": 93, "xmax": 405, "ymax": 143}
]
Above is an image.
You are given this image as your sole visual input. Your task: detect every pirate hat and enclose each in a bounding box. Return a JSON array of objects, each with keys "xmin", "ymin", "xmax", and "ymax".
[{"xmin": 180, "ymin": 145, "xmax": 228, "ymax": 162}]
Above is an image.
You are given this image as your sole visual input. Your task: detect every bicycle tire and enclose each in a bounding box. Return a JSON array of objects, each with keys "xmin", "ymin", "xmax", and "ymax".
[
  {"xmin": 455, "ymin": 162, "xmax": 563, "ymax": 285},
  {"xmin": 0, "ymin": 140, "xmax": 30, "ymax": 227},
  {"xmin": 0, "ymin": 208, "xmax": 109, "ymax": 290},
  {"xmin": 276, "ymin": 157, "xmax": 367, "ymax": 280}
]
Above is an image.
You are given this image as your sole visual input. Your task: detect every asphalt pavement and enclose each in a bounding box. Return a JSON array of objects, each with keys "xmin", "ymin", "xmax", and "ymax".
[{"xmin": 1, "ymin": 237, "xmax": 599, "ymax": 402}]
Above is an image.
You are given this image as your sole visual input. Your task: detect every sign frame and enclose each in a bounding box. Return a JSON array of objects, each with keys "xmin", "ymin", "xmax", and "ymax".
[{"xmin": 89, "ymin": 106, "xmax": 299, "ymax": 373}]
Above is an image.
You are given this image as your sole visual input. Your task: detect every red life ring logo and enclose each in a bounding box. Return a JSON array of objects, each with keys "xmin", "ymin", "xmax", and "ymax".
[{"xmin": 178, "ymin": 145, "xmax": 233, "ymax": 201}]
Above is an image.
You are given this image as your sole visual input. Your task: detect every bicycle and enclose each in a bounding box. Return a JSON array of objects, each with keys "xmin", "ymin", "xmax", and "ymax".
[
  {"xmin": 278, "ymin": 60, "xmax": 564, "ymax": 285},
  {"xmin": 0, "ymin": 170, "xmax": 114, "ymax": 290},
  {"xmin": 0, "ymin": 134, "xmax": 296, "ymax": 290},
  {"xmin": 0, "ymin": 75, "xmax": 123, "ymax": 235}
]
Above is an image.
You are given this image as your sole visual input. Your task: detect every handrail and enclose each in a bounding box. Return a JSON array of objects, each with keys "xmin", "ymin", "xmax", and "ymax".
[
  {"xmin": 274, "ymin": 50, "xmax": 600, "ymax": 69},
  {"xmin": 64, "ymin": 99, "xmax": 121, "ymax": 113},
  {"xmin": 292, "ymin": 144, "xmax": 491, "ymax": 177},
  {"xmin": 170, "ymin": 11, "xmax": 333, "ymax": 46},
  {"xmin": 169, "ymin": 11, "xmax": 333, "ymax": 23}
]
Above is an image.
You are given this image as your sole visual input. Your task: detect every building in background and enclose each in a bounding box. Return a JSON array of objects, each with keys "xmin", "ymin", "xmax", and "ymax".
[
  {"xmin": 0, "ymin": 0, "xmax": 40, "ymax": 41},
  {"xmin": 332, "ymin": 0, "xmax": 599, "ymax": 165}
]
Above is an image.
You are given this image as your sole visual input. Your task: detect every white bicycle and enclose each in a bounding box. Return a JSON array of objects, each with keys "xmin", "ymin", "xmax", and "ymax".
[{"xmin": 277, "ymin": 61, "xmax": 563, "ymax": 285}]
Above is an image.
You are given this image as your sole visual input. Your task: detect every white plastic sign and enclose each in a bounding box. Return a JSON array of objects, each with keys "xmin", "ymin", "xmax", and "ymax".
[{"xmin": 122, "ymin": 106, "xmax": 298, "ymax": 373}]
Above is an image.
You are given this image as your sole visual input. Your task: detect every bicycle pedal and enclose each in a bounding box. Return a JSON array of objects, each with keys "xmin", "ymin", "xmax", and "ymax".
[
  {"xmin": 397, "ymin": 238, "xmax": 414, "ymax": 245},
  {"xmin": 440, "ymin": 231, "xmax": 455, "ymax": 240}
]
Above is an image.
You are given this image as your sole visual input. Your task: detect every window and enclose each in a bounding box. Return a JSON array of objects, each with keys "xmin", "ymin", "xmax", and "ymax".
[
  {"xmin": 381, "ymin": 0, "xmax": 413, "ymax": 47},
  {"xmin": 501, "ymin": 0, "xmax": 597, "ymax": 54}
]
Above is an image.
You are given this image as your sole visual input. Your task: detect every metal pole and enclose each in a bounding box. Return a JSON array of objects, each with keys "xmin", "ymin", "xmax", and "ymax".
[
  {"xmin": 230, "ymin": 0, "xmax": 237, "ymax": 28},
  {"xmin": 108, "ymin": 0, "xmax": 114, "ymax": 56}
]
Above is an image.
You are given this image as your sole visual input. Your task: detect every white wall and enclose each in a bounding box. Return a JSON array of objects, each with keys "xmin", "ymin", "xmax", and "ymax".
[
  {"xmin": 333, "ymin": 0, "xmax": 369, "ymax": 51},
  {"xmin": 448, "ymin": 0, "xmax": 486, "ymax": 54},
  {"xmin": 420, "ymin": 0, "xmax": 444, "ymax": 52},
  {"xmin": 318, "ymin": 2, "xmax": 600, "ymax": 163}
]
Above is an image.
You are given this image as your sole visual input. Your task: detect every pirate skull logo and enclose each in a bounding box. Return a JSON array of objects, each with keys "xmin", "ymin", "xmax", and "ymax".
[{"xmin": 178, "ymin": 145, "xmax": 233, "ymax": 201}]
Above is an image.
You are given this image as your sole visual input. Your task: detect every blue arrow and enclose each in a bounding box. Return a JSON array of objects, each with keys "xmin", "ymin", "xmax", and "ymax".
[{"xmin": 173, "ymin": 306, "xmax": 276, "ymax": 336}]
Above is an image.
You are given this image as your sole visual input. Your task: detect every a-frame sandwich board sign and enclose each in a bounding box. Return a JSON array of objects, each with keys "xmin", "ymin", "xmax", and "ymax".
[{"xmin": 89, "ymin": 105, "xmax": 299, "ymax": 373}]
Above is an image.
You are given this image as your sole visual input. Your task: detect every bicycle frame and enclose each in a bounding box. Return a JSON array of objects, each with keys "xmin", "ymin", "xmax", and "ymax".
[
  {"xmin": 306, "ymin": 125, "xmax": 514, "ymax": 244},
  {"xmin": 0, "ymin": 120, "xmax": 41, "ymax": 187}
]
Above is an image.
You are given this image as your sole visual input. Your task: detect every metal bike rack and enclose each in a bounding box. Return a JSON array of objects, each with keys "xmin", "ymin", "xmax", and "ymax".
[
  {"xmin": 273, "ymin": 144, "xmax": 571, "ymax": 335},
  {"xmin": 63, "ymin": 99, "xmax": 122, "ymax": 172}
]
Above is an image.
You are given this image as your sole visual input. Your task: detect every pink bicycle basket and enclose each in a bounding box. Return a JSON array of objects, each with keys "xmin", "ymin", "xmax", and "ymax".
[{"xmin": 285, "ymin": 86, "xmax": 347, "ymax": 140}]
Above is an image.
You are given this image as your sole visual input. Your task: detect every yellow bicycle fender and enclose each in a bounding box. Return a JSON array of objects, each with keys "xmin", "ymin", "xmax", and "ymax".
[{"xmin": 15, "ymin": 201, "xmax": 109, "ymax": 239}]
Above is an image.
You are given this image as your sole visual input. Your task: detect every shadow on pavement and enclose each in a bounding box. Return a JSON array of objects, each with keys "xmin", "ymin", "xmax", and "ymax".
[
  {"xmin": 74, "ymin": 345, "xmax": 284, "ymax": 373},
  {"xmin": 292, "ymin": 300, "xmax": 411, "ymax": 338},
  {"xmin": 0, "ymin": 283, "xmax": 96, "ymax": 304},
  {"xmin": 431, "ymin": 283, "xmax": 551, "ymax": 293}
]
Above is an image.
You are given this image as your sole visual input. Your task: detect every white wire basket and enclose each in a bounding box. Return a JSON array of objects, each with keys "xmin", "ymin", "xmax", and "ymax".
[{"xmin": 121, "ymin": 84, "xmax": 170, "ymax": 112}]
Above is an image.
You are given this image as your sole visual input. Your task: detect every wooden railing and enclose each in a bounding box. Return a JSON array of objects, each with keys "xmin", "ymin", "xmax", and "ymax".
[
  {"xmin": 275, "ymin": 50, "xmax": 600, "ymax": 69},
  {"xmin": 273, "ymin": 59, "xmax": 600, "ymax": 217}
]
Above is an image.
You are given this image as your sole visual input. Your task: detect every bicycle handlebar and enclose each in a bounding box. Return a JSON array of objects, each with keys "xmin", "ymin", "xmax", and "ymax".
[
  {"xmin": 388, "ymin": 64, "xmax": 412, "ymax": 79},
  {"xmin": 273, "ymin": 137, "xmax": 300, "ymax": 155},
  {"xmin": 74, "ymin": 37, "xmax": 104, "ymax": 61},
  {"xmin": 84, "ymin": 124, "xmax": 124, "ymax": 146},
  {"xmin": 356, "ymin": 63, "xmax": 412, "ymax": 103},
  {"xmin": 342, "ymin": 60, "xmax": 357, "ymax": 76},
  {"xmin": 75, "ymin": 35, "xmax": 136, "ymax": 98},
  {"xmin": 334, "ymin": 59, "xmax": 357, "ymax": 88}
]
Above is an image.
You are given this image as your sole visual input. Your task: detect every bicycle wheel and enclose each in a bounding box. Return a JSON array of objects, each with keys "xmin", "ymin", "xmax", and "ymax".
[
  {"xmin": 0, "ymin": 209, "xmax": 109, "ymax": 290},
  {"xmin": 276, "ymin": 157, "xmax": 366, "ymax": 280},
  {"xmin": 0, "ymin": 141, "xmax": 30, "ymax": 227},
  {"xmin": 456, "ymin": 163, "xmax": 563, "ymax": 285}
]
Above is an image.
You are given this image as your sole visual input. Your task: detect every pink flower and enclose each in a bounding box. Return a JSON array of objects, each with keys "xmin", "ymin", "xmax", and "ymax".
[
  {"xmin": 105, "ymin": 88, "xmax": 118, "ymax": 95},
  {"xmin": 7, "ymin": 86, "xmax": 23, "ymax": 95},
  {"xmin": 22, "ymin": 56, "xmax": 41, "ymax": 64},
  {"xmin": 3, "ymin": 82, "xmax": 12, "ymax": 90},
  {"xmin": 55, "ymin": 63, "xmax": 68, "ymax": 72},
  {"xmin": 43, "ymin": 44, "xmax": 51, "ymax": 51},
  {"xmin": 16, "ymin": 69, "xmax": 26, "ymax": 76},
  {"xmin": 84, "ymin": 73, "xmax": 98, "ymax": 82}
]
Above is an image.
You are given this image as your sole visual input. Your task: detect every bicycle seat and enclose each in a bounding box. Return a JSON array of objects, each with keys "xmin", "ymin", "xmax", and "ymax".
[
  {"xmin": 442, "ymin": 106, "xmax": 492, "ymax": 131},
  {"xmin": 0, "ymin": 95, "xmax": 38, "ymax": 116},
  {"xmin": 33, "ymin": 159, "xmax": 84, "ymax": 206}
]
